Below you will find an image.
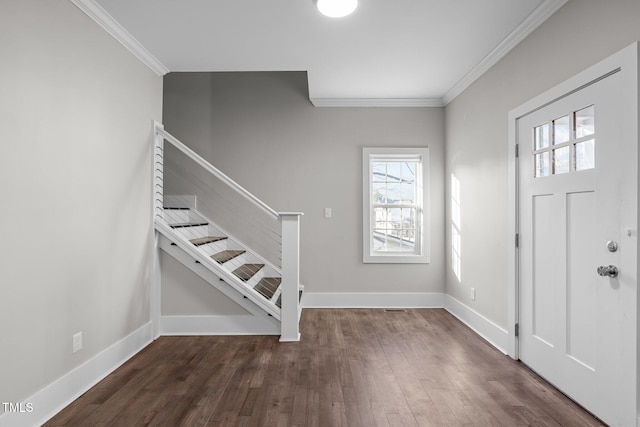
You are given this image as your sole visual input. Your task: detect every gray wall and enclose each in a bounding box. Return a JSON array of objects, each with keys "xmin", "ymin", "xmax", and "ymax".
[
  {"xmin": 445, "ymin": 0, "xmax": 640, "ymax": 328},
  {"xmin": 161, "ymin": 252, "xmax": 248, "ymax": 315},
  {"xmin": 0, "ymin": 0, "xmax": 162, "ymax": 406},
  {"xmin": 162, "ymin": 72, "xmax": 445, "ymax": 314}
]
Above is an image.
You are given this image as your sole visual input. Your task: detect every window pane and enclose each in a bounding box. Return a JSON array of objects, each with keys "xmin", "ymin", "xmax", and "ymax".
[
  {"xmin": 386, "ymin": 183, "xmax": 402, "ymax": 204},
  {"xmin": 402, "ymin": 208, "xmax": 415, "ymax": 230},
  {"xmin": 535, "ymin": 152, "xmax": 550, "ymax": 177},
  {"xmin": 373, "ymin": 207, "xmax": 386, "ymax": 227},
  {"xmin": 400, "ymin": 230, "xmax": 415, "ymax": 251},
  {"xmin": 372, "ymin": 229, "xmax": 388, "ymax": 251},
  {"xmin": 386, "ymin": 162, "xmax": 402, "ymax": 182},
  {"xmin": 372, "ymin": 182, "xmax": 386, "ymax": 203},
  {"xmin": 575, "ymin": 105, "xmax": 595, "ymax": 138},
  {"xmin": 387, "ymin": 207, "xmax": 401, "ymax": 229},
  {"xmin": 535, "ymin": 123, "xmax": 550, "ymax": 150},
  {"xmin": 399, "ymin": 183, "xmax": 415, "ymax": 204},
  {"xmin": 372, "ymin": 162, "xmax": 386, "ymax": 182},
  {"xmin": 553, "ymin": 115, "xmax": 570, "ymax": 144},
  {"xmin": 402, "ymin": 162, "xmax": 416, "ymax": 181},
  {"xmin": 575, "ymin": 139, "xmax": 595, "ymax": 171},
  {"xmin": 554, "ymin": 146, "xmax": 570, "ymax": 174}
]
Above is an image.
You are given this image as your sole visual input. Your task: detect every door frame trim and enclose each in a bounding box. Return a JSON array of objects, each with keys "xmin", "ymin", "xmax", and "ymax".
[{"xmin": 507, "ymin": 41, "xmax": 639, "ymax": 423}]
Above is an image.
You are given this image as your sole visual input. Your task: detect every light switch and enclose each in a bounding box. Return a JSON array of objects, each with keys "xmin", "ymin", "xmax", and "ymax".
[{"xmin": 324, "ymin": 208, "xmax": 332, "ymax": 218}]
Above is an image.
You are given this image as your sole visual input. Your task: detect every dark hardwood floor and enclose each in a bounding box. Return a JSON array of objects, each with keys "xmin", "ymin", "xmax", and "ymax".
[{"xmin": 45, "ymin": 309, "xmax": 604, "ymax": 426}]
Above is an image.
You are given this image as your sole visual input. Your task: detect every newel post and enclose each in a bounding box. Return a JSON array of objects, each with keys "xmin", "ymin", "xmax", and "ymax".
[{"xmin": 279, "ymin": 212, "xmax": 303, "ymax": 342}]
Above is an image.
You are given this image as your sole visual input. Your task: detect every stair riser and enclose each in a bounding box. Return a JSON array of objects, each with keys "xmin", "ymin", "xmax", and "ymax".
[
  {"xmin": 219, "ymin": 254, "xmax": 247, "ymax": 271},
  {"xmin": 163, "ymin": 195, "xmax": 196, "ymax": 210},
  {"xmin": 197, "ymin": 240, "xmax": 229, "ymax": 257},
  {"xmin": 162, "ymin": 210, "xmax": 190, "ymax": 223},
  {"xmin": 173, "ymin": 225, "xmax": 209, "ymax": 239}
]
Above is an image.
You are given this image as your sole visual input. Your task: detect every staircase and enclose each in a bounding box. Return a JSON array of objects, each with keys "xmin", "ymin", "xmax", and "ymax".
[{"xmin": 152, "ymin": 122, "xmax": 303, "ymax": 341}]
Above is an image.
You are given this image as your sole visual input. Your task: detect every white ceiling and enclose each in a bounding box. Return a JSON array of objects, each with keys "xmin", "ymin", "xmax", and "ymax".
[{"xmin": 85, "ymin": 0, "xmax": 566, "ymax": 105}]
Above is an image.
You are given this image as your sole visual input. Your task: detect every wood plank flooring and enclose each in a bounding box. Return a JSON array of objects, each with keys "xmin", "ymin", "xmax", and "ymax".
[{"xmin": 45, "ymin": 309, "xmax": 604, "ymax": 426}]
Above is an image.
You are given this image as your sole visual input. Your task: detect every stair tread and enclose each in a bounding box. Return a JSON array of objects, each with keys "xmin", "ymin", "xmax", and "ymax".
[
  {"xmin": 170, "ymin": 222, "xmax": 208, "ymax": 228},
  {"xmin": 190, "ymin": 236, "xmax": 227, "ymax": 246},
  {"xmin": 233, "ymin": 264, "xmax": 264, "ymax": 281},
  {"xmin": 211, "ymin": 250, "xmax": 245, "ymax": 264},
  {"xmin": 254, "ymin": 277, "xmax": 281, "ymax": 299}
]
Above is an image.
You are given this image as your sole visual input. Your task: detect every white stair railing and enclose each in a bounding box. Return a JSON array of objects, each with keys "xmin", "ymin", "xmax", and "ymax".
[{"xmin": 152, "ymin": 121, "xmax": 302, "ymax": 341}]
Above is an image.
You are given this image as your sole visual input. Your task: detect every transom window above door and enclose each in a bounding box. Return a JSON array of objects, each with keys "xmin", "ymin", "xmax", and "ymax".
[{"xmin": 533, "ymin": 105, "xmax": 595, "ymax": 178}]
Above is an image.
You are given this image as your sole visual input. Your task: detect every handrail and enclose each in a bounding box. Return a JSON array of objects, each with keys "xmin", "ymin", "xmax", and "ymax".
[{"xmin": 155, "ymin": 125, "xmax": 280, "ymax": 220}]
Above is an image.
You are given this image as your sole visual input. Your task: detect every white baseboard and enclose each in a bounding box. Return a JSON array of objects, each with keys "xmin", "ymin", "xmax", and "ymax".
[
  {"xmin": 302, "ymin": 292, "xmax": 445, "ymax": 308},
  {"xmin": 302, "ymin": 293, "xmax": 508, "ymax": 353},
  {"xmin": 160, "ymin": 315, "xmax": 280, "ymax": 336},
  {"xmin": 0, "ymin": 322, "xmax": 153, "ymax": 427},
  {"xmin": 444, "ymin": 295, "xmax": 508, "ymax": 354}
]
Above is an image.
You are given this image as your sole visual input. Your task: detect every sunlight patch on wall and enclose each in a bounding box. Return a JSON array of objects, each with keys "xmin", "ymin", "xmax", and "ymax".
[{"xmin": 451, "ymin": 174, "xmax": 462, "ymax": 282}]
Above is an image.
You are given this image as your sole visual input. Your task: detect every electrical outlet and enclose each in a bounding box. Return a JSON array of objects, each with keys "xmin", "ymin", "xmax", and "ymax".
[
  {"xmin": 73, "ymin": 332, "xmax": 83, "ymax": 354},
  {"xmin": 470, "ymin": 288, "xmax": 476, "ymax": 301},
  {"xmin": 324, "ymin": 207, "xmax": 332, "ymax": 218}
]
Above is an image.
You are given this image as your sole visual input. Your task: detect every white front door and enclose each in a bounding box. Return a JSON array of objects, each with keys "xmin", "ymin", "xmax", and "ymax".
[{"xmin": 518, "ymin": 65, "xmax": 635, "ymax": 426}]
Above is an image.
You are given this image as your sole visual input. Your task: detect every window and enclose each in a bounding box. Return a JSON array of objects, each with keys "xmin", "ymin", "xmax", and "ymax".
[
  {"xmin": 533, "ymin": 105, "xmax": 595, "ymax": 178},
  {"xmin": 363, "ymin": 147, "xmax": 429, "ymax": 263}
]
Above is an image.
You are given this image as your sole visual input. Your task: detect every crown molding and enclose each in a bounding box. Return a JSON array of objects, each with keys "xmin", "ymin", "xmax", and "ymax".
[
  {"xmin": 69, "ymin": 0, "xmax": 169, "ymax": 76},
  {"xmin": 310, "ymin": 98, "xmax": 445, "ymax": 107},
  {"xmin": 442, "ymin": 0, "xmax": 568, "ymax": 105}
]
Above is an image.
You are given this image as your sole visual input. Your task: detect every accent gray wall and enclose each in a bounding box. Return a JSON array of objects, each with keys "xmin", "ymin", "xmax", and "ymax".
[
  {"xmin": 445, "ymin": 0, "xmax": 640, "ymax": 328},
  {"xmin": 0, "ymin": 0, "xmax": 162, "ymax": 406},
  {"xmin": 162, "ymin": 72, "xmax": 445, "ymax": 314}
]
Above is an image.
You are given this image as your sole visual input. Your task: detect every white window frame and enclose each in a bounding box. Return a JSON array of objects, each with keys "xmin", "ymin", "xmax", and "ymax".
[{"xmin": 362, "ymin": 147, "xmax": 430, "ymax": 264}]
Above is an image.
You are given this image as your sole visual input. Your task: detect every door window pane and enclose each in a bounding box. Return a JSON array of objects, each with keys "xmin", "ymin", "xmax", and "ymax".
[
  {"xmin": 554, "ymin": 146, "xmax": 570, "ymax": 174},
  {"xmin": 575, "ymin": 105, "xmax": 595, "ymax": 138},
  {"xmin": 553, "ymin": 115, "xmax": 571, "ymax": 144},
  {"xmin": 575, "ymin": 139, "xmax": 595, "ymax": 171},
  {"xmin": 535, "ymin": 123, "xmax": 550, "ymax": 150},
  {"xmin": 535, "ymin": 152, "xmax": 550, "ymax": 177}
]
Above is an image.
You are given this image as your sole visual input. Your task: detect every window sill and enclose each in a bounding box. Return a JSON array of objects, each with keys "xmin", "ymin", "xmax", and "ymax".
[{"xmin": 363, "ymin": 253, "xmax": 430, "ymax": 264}]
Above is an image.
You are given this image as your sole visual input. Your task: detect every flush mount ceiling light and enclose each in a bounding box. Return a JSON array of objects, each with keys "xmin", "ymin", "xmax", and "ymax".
[{"xmin": 316, "ymin": 0, "xmax": 358, "ymax": 18}]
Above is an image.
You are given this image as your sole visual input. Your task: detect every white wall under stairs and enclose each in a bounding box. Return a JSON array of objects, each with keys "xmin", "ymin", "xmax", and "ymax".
[
  {"xmin": 159, "ymin": 236, "xmax": 281, "ymax": 335},
  {"xmin": 155, "ymin": 200, "xmax": 300, "ymax": 336}
]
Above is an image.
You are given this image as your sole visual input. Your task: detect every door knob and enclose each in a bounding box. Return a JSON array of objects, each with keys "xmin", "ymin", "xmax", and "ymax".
[{"xmin": 597, "ymin": 265, "xmax": 618, "ymax": 278}]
